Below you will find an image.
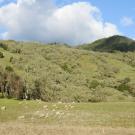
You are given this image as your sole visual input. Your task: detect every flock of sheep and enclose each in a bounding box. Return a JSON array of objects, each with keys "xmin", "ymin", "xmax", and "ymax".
[{"xmin": 1, "ymin": 100, "xmax": 75, "ymax": 122}]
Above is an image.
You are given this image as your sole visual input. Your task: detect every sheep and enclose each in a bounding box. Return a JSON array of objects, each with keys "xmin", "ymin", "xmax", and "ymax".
[
  {"xmin": 43, "ymin": 105, "xmax": 48, "ymax": 109},
  {"xmin": 18, "ymin": 115, "xmax": 25, "ymax": 119},
  {"xmin": 1, "ymin": 106, "xmax": 6, "ymax": 111},
  {"xmin": 39, "ymin": 113, "xmax": 45, "ymax": 118}
]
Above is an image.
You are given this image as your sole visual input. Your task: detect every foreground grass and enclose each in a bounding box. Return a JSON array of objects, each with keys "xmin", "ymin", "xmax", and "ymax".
[
  {"xmin": 0, "ymin": 99, "xmax": 135, "ymax": 127},
  {"xmin": 0, "ymin": 123, "xmax": 135, "ymax": 135},
  {"xmin": 0, "ymin": 99, "xmax": 135, "ymax": 135}
]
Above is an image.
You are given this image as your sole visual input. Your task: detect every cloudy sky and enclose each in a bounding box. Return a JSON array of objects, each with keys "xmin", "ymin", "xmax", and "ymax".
[{"xmin": 0, "ymin": 0, "xmax": 134, "ymax": 45}]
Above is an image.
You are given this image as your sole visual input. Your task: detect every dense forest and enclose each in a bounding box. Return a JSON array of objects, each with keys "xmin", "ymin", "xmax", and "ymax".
[{"xmin": 0, "ymin": 36, "xmax": 135, "ymax": 102}]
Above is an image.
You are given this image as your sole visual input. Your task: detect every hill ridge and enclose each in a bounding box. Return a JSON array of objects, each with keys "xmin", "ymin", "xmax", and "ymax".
[{"xmin": 78, "ymin": 35, "xmax": 135, "ymax": 52}]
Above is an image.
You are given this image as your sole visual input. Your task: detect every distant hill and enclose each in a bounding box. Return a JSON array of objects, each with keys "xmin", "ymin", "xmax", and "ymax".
[
  {"xmin": 0, "ymin": 40, "xmax": 135, "ymax": 102},
  {"xmin": 78, "ymin": 35, "xmax": 135, "ymax": 52}
]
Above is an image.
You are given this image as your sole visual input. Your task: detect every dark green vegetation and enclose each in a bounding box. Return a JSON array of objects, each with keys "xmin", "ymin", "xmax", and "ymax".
[
  {"xmin": 78, "ymin": 35, "xmax": 135, "ymax": 52},
  {"xmin": 0, "ymin": 36, "xmax": 135, "ymax": 102}
]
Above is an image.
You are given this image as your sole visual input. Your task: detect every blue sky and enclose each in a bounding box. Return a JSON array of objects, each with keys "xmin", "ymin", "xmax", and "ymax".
[
  {"xmin": 92, "ymin": 0, "xmax": 135, "ymax": 39},
  {"xmin": 0, "ymin": 0, "xmax": 134, "ymax": 44}
]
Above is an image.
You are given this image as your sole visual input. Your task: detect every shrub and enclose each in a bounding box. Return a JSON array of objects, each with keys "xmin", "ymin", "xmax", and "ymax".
[
  {"xmin": 124, "ymin": 82, "xmax": 135, "ymax": 97},
  {"xmin": 0, "ymin": 43, "xmax": 8, "ymax": 50},
  {"xmin": 122, "ymin": 77, "xmax": 131, "ymax": 84},
  {"xmin": 0, "ymin": 68, "xmax": 25, "ymax": 99},
  {"xmin": 90, "ymin": 80, "xmax": 100, "ymax": 89},
  {"xmin": 32, "ymin": 80, "xmax": 41, "ymax": 100},
  {"xmin": 5, "ymin": 66, "xmax": 14, "ymax": 72},
  {"xmin": 74, "ymin": 95, "xmax": 82, "ymax": 102},
  {"xmin": 61, "ymin": 63, "xmax": 72, "ymax": 73},
  {"xmin": 9, "ymin": 57, "xmax": 13, "ymax": 63},
  {"xmin": 0, "ymin": 52, "xmax": 4, "ymax": 58},
  {"xmin": 117, "ymin": 83, "xmax": 130, "ymax": 92},
  {"xmin": 117, "ymin": 78, "xmax": 131, "ymax": 92},
  {"xmin": 12, "ymin": 48, "xmax": 22, "ymax": 54},
  {"xmin": 89, "ymin": 86, "xmax": 106, "ymax": 102}
]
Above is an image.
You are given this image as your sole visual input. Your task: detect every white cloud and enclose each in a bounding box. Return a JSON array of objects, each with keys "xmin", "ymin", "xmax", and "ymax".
[
  {"xmin": 121, "ymin": 16, "xmax": 134, "ymax": 27},
  {"xmin": 0, "ymin": 0, "xmax": 120, "ymax": 45}
]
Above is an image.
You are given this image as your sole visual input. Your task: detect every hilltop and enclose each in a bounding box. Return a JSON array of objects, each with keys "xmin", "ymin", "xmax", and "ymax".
[
  {"xmin": 0, "ymin": 39, "xmax": 135, "ymax": 102},
  {"xmin": 78, "ymin": 35, "xmax": 135, "ymax": 52}
]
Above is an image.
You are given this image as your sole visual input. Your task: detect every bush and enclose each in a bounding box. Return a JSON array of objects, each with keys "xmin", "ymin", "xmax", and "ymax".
[
  {"xmin": 90, "ymin": 80, "xmax": 100, "ymax": 89},
  {"xmin": 9, "ymin": 57, "xmax": 13, "ymax": 63},
  {"xmin": 117, "ymin": 78, "xmax": 131, "ymax": 92},
  {"xmin": 124, "ymin": 82, "xmax": 135, "ymax": 97},
  {"xmin": 32, "ymin": 80, "xmax": 41, "ymax": 100},
  {"xmin": 117, "ymin": 83, "xmax": 130, "ymax": 92},
  {"xmin": 74, "ymin": 95, "xmax": 82, "ymax": 102},
  {"xmin": 5, "ymin": 66, "xmax": 14, "ymax": 72},
  {"xmin": 61, "ymin": 63, "xmax": 72, "ymax": 73},
  {"xmin": 0, "ymin": 68, "xmax": 25, "ymax": 99},
  {"xmin": 89, "ymin": 86, "xmax": 106, "ymax": 102},
  {"xmin": 12, "ymin": 48, "xmax": 22, "ymax": 54},
  {"xmin": 0, "ymin": 52, "xmax": 4, "ymax": 58},
  {"xmin": 0, "ymin": 43, "xmax": 8, "ymax": 50}
]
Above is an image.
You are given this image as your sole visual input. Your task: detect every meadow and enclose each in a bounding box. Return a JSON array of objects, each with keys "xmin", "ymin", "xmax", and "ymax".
[{"xmin": 0, "ymin": 99, "xmax": 135, "ymax": 135}]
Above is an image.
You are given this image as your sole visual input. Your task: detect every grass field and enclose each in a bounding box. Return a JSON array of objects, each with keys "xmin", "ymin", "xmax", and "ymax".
[
  {"xmin": 0, "ymin": 123, "xmax": 135, "ymax": 135},
  {"xmin": 0, "ymin": 99, "xmax": 135, "ymax": 134}
]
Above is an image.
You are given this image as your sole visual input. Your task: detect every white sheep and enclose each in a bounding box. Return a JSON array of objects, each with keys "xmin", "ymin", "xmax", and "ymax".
[
  {"xmin": 18, "ymin": 115, "xmax": 25, "ymax": 119},
  {"xmin": 43, "ymin": 105, "xmax": 48, "ymax": 109},
  {"xmin": 39, "ymin": 113, "xmax": 45, "ymax": 118},
  {"xmin": 1, "ymin": 106, "xmax": 6, "ymax": 111}
]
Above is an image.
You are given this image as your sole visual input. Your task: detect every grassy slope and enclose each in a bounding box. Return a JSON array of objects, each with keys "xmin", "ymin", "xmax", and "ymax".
[{"xmin": 0, "ymin": 40, "xmax": 135, "ymax": 101}]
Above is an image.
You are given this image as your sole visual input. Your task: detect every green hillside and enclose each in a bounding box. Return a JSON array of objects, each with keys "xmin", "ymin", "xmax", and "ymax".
[
  {"xmin": 78, "ymin": 35, "xmax": 135, "ymax": 52},
  {"xmin": 0, "ymin": 40, "xmax": 135, "ymax": 102}
]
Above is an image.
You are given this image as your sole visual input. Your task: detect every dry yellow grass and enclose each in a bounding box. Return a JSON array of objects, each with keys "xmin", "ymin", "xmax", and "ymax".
[{"xmin": 0, "ymin": 123, "xmax": 135, "ymax": 135}]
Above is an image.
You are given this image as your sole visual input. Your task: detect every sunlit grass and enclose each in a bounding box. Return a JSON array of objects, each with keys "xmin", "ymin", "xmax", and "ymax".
[{"xmin": 0, "ymin": 99, "xmax": 135, "ymax": 128}]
